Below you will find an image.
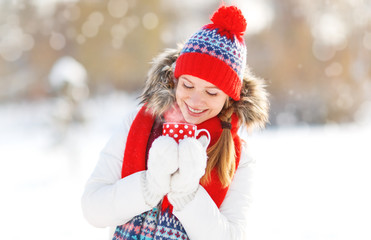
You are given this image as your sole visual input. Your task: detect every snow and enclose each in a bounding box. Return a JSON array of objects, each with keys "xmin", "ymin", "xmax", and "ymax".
[
  {"xmin": 1, "ymin": 92, "xmax": 370, "ymax": 240},
  {"xmin": 245, "ymin": 125, "xmax": 371, "ymax": 239},
  {"xmin": 49, "ymin": 56, "xmax": 88, "ymax": 89}
]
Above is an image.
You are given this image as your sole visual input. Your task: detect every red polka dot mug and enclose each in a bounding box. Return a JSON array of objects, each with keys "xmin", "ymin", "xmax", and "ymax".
[{"xmin": 162, "ymin": 122, "xmax": 210, "ymax": 146}]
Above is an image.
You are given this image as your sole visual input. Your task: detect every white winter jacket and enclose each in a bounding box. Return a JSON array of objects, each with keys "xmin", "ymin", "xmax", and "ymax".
[{"xmin": 81, "ymin": 109, "xmax": 255, "ymax": 239}]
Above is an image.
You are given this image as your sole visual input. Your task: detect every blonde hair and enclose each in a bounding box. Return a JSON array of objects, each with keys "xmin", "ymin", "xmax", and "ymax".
[{"xmin": 200, "ymin": 100, "xmax": 236, "ymax": 188}]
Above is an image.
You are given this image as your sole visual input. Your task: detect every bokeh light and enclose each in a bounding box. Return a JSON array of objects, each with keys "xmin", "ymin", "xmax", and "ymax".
[{"xmin": 0, "ymin": 1, "xmax": 371, "ymax": 239}]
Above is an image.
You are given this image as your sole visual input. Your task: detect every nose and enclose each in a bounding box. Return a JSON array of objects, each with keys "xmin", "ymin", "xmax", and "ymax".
[{"xmin": 188, "ymin": 90, "xmax": 205, "ymax": 106}]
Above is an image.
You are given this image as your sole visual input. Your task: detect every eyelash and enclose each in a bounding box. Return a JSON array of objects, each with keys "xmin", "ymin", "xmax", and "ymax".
[
  {"xmin": 206, "ymin": 91, "xmax": 218, "ymax": 96},
  {"xmin": 182, "ymin": 83, "xmax": 218, "ymax": 96},
  {"xmin": 183, "ymin": 83, "xmax": 193, "ymax": 89}
]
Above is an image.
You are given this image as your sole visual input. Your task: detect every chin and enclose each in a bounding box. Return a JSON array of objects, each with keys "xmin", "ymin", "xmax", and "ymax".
[
  {"xmin": 181, "ymin": 114, "xmax": 197, "ymax": 124},
  {"xmin": 184, "ymin": 117, "xmax": 197, "ymax": 124},
  {"xmin": 184, "ymin": 116, "xmax": 205, "ymax": 125}
]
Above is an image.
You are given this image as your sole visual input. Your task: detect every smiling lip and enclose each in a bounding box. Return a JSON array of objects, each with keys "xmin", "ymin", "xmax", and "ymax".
[{"xmin": 186, "ymin": 103, "xmax": 207, "ymax": 116}]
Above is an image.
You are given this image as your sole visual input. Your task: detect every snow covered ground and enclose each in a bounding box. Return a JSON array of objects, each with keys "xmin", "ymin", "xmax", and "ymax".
[{"xmin": 1, "ymin": 92, "xmax": 370, "ymax": 240}]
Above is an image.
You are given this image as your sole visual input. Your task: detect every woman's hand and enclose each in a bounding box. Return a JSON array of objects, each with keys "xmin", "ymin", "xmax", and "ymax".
[
  {"xmin": 143, "ymin": 136, "xmax": 178, "ymax": 207},
  {"xmin": 168, "ymin": 136, "xmax": 208, "ymax": 210}
]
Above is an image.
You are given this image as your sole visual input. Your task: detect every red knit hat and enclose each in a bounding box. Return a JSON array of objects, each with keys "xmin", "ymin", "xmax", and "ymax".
[{"xmin": 174, "ymin": 5, "xmax": 247, "ymax": 101}]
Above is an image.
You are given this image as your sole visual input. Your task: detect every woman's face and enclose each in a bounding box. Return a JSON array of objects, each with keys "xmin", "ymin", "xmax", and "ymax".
[{"xmin": 175, "ymin": 75, "xmax": 228, "ymax": 124}]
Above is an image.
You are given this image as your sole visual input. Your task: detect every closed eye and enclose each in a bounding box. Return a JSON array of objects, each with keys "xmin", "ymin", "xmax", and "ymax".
[
  {"xmin": 183, "ymin": 83, "xmax": 193, "ymax": 89},
  {"xmin": 206, "ymin": 91, "xmax": 218, "ymax": 96}
]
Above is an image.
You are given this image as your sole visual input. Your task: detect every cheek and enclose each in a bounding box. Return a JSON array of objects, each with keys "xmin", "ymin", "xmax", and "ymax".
[
  {"xmin": 175, "ymin": 87, "xmax": 184, "ymax": 106},
  {"xmin": 209, "ymin": 97, "xmax": 227, "ymax": 114},
  {"xmin": 214, "ymin": 101, "xmax": 225, "ymax": 113},
  {"xmin": 175, "ymin": 86, "xmax": 189, "ymax": 101},
  {"xmin": 175, "ymin": 87, "xmax": 181, "ymax": 101}
]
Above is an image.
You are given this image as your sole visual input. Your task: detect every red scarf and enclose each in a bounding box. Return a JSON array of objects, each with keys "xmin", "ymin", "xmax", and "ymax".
[{"xmin": 121, "ymin": 105, "xmax": 241, "ymax": 210}]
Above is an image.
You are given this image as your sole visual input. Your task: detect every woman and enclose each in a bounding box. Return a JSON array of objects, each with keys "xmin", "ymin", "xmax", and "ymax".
[{"xmin": 82, "ymin": 5, "xmax": 269, "ymax": 240}]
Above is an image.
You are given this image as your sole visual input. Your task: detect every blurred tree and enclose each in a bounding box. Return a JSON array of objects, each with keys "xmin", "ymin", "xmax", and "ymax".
[
  {"xmin": 69, "ymin": 0, "xmax": 168, "ymax": 93},
  {"xmin": 0, "ymin": 0, "xmax": 370, "ymax": 125}
]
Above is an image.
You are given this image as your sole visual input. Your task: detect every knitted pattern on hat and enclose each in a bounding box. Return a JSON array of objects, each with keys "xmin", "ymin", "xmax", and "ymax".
[{"xmin": 174, "ymin": 5, "xmax": 247, "ymax": 100}]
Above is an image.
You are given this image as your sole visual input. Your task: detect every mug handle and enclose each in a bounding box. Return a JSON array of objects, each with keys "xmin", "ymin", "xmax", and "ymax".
[{"xmin": 195, "ymin": 129, "xmax": 211, "ymax": 148}]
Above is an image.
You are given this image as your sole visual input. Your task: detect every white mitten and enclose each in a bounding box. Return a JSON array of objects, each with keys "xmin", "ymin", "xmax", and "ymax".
[
  {"xmin": 168, "ymin": 136, "xmax": 208, "ymax": 210},
  {"xmin": 143, "ymin": 136, "xmax": 178, "ymax": 207}
]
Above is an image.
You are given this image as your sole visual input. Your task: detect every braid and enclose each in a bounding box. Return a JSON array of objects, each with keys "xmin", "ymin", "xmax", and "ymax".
[
  {"xmin": 201, "ymin": 99, "xmax": 237, "ymax": 187},
  {"xmin": 219, "ymin": 100, "xmax": 235, "ymax": 125}
]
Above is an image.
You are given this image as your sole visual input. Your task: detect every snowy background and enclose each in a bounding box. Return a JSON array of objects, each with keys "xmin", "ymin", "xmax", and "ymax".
[
  {"xmin": 1, "ymin": 93, "xmax": 370, "ymax": 240},
  {"xmin": 1, "ymin": 0, "xmax": 371, "ymax": 239}
]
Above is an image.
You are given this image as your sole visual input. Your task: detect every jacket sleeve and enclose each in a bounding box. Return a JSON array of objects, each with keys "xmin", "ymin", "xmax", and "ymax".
[
  {"xmin": 172, "ymin": 142, "xmax": 255, "ymax": 240},
  {"xmin": 81, "ymin": 110, "xmax": 152, "ymax": 228}
]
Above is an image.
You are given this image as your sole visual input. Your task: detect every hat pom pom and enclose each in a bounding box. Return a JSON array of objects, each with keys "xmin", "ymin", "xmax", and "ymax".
[{"xmin": 210, "ymin": 5, "xmax": 247, "ymax": 39}]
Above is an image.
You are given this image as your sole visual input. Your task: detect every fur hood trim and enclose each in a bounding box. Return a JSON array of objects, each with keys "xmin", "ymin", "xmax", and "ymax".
[{"xmin": 140, "ymin": 47, "xmax": 269, "ymax": 130}]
